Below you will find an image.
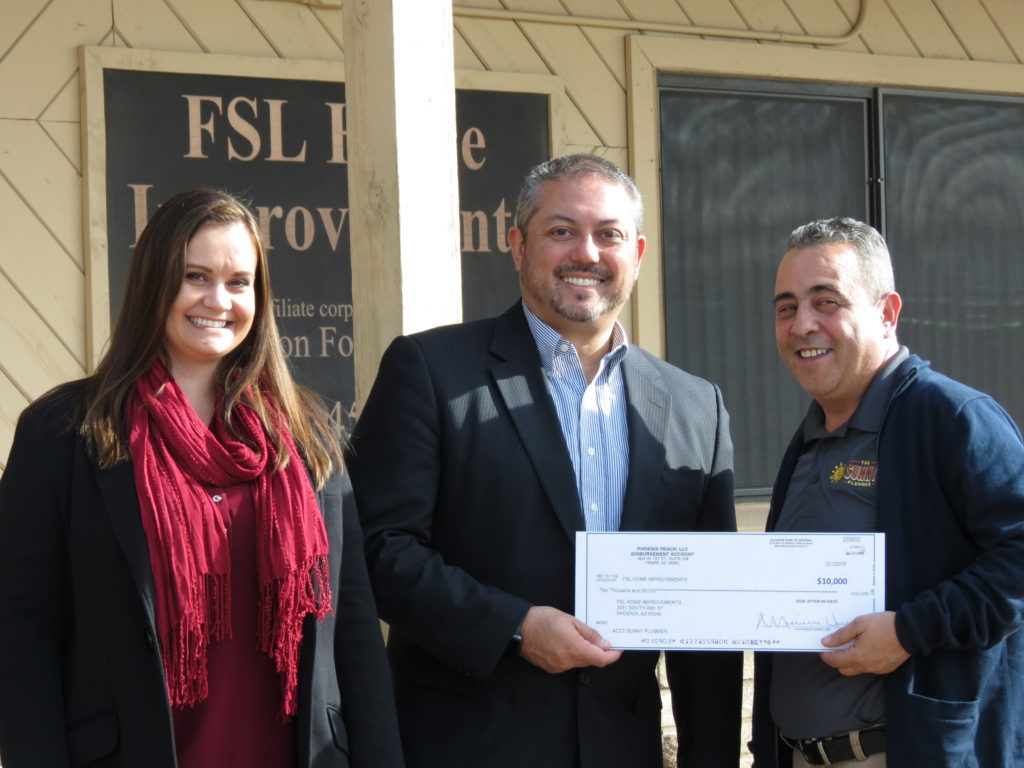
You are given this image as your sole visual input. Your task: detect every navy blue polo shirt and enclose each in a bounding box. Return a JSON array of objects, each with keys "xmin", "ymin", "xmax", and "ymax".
[{"xmin": 769, "ymin": 346, "xmax": 909, "ymax": 739}]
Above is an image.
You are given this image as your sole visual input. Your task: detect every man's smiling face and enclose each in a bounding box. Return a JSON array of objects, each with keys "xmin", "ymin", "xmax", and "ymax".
[
  {"xmin": 774, "ymin": 243, "xmax": 901, "ymax": 427},
  {"xmin": 509, "ymin": 173, "xmax": 645, "ymax": 339}
]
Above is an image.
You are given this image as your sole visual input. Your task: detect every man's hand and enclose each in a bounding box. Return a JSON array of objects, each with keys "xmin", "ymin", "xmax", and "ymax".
[
  {"xmin": 818, "ymin": 611, "xmax": 910, "ymax": 676},
  {"xmin": 518, "ymin": 605, "xmax": 623, "ymax": 674}
]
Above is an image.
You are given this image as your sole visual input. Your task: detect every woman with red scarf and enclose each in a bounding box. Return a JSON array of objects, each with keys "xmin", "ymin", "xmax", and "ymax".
[{"xmin": 0, "ymin": 189, "xmax": 404, "ymax": 768}]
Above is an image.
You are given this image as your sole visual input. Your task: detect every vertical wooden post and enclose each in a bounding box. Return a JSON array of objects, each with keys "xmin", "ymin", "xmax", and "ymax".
[{"xmin": 341, "ymin": 0, "xmax": 462, "ymax": 405}]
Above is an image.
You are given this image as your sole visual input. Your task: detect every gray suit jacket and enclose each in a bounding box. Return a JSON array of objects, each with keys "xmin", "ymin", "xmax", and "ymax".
[{"xmin": 347, "ymin": 303, "xmax": 742, "ymax": 768}]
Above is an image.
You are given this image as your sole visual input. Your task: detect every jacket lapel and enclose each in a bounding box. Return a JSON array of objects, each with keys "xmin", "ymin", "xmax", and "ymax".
[
  {"xmin": 93, "ymin": 459, "xmax": 158, "ymax": 627},
  {"xmin": 619, "ymin": 349, "xmax": 670, "ymax": 532},
  {"xmin": 489, "ymin": 304, "xmax": 584, "ymax": 542}
]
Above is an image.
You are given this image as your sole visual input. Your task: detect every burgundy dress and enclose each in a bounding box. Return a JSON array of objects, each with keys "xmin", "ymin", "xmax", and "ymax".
[{"xmin": 172, "ymin": 483, "xmax": 297, "ymax": 768}]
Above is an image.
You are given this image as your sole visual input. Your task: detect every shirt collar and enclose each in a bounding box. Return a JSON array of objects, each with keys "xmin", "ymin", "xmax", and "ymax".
[
  {"xmin": 848, "ymin": 345, "xmax": 910, "ymax": 431},
  {"xmin": 521, "ymin": 302, "xmax": 629, "ymax": 374},
  {"xmin": 802, "ymin": 345, "xmax": 910, "ymax": 439}
]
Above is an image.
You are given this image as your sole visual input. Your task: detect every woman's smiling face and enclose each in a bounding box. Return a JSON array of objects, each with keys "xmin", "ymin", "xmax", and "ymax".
[{"xmin": 163, "ymin": 221, "xmax": 258, "ymax": 377}]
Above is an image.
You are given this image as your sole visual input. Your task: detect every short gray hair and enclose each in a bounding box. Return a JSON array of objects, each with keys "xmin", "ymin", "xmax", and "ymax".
[
  {"xmin": 514, "ymin": 153, "xmax": 643, "ymax": 234},
  {"xmin": 787, "ymin": 217, "xmax": 894, "ymax": 301}
]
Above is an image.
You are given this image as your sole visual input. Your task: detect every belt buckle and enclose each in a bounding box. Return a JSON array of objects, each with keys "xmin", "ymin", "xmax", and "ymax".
[
  {"xmin": 811, "ymin": 728, "xmax": 872, "ymax": 765},
  {"xmin": 780, "ymin": 734, "xmax": 825, "ymax": 766}
]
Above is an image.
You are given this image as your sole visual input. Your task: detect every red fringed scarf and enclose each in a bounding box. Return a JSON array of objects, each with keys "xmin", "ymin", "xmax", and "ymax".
[{"xmin": 127, "ymin": 361, "xmax": 332, "ymax": 718}]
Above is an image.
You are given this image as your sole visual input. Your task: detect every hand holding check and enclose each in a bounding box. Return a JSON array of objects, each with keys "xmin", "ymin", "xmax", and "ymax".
[
  {"xmin": 819, "ymin": 610, "xmax": 910, "ymax": 675},
  {"xmin": 519, "ymin": 605, "xmax": 622, "ymax": 674}
]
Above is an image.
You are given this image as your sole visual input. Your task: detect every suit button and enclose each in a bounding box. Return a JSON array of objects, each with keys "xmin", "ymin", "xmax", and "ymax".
[
  {"xmin": 145, "ymin": 629, "xmax": 157, "ymax": 653},
  {"xmin": 579, "ymin": 671, "xmax": 591, "ymax": 685}
]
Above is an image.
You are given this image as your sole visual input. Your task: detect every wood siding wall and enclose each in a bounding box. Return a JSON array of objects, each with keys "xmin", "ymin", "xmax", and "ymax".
[{"xmin": 1, "ymin": 0, "xmax": 1021, "ymax": 468}]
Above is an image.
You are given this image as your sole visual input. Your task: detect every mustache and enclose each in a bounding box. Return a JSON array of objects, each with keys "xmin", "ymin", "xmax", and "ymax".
[{"xmin": 553, "ymin": 265, "xmax": 611, "ymax": 280}]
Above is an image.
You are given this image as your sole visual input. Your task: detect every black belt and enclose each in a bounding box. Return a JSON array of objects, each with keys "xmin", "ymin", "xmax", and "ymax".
[{"xmin": 783, "ymin": 725, "xmax": 885, "ymax": 766}]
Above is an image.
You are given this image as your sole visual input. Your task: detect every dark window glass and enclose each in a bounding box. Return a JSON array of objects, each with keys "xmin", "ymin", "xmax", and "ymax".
[
  {"xmin": 659, "ymin": 82, "xmax": 870, "ymax": 490},
  {"xmin": 882, "ymin": 93, "xmax": 1024, "ymax": 427}
]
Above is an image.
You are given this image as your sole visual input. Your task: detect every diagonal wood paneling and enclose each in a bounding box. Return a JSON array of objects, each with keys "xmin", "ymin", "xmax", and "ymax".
[
  {"xmin": 886, "ymin": 0, "xmax": 969, "ymax": 58},
  {"xmin": 0, "ymin": 0, "xmax": 102, "ymax": 471},
  {"xmin": 0, "ymin": 0, "xmax": 111, "ymax": 120},
  {"xmin": 0, "ymin": 271, "xmax": 84, "ymax": 402},
  {"xmin": 310, "ymin": 4, "xmax": 344, "ymax": 50},
  {"xmin": 112, "ymin": 0, "xmax": 204, "ymax": 51},
  {"xmin": 454, "ymin": 28, "xmax": 486, "ymax": 70},
  {"xmin": 169, "ymin": 0, "xmax": 281, "ymax": 56},
  {"xmin": 675, "ymin": 0, "xmax": 749, "ymax": 29},
  {"xmin": 40, "ymin": 75, "xmax": 84, "ymax": 174},
  {"xmin": 0, "ymin": 175, "xmax": 84, "ymax": 363},
  {"xmin": 454, "ymin": 17, "xmax": 553, "ymax": 74},
  {"xmin": 40, "ymin": 118, "xmax": 83, "ymax": 175},
  {"xmin": 0, "ymin": 0, "xmax": 50, "ymax": 59},
  {"xmin": 0, "ymin": 119, "xmax": 85, "ymax": 273},
  {"xmin": 453, "ymin": 6, "xmax": 601, "ymax": 147},
  {"xmin": 580, "ymin": 26, "xmax": 630, "ymax": 88},
  {"xmin": 835, "ymin": 0, "xmax": 920, "ymax": 55},
  {"xmin": 730, "ymin": 0, "xmax": 806, "ymax": 37},
  {"xmin": 619, "ymin": 0, "xmax": 694, "ymax": 27},
  {"xmin": 932, "ymin": 0, "xmax": 1017, "ymax": 62},
  {"xmin": 508, "ymin": 8, "xmax": 628, "ymax": 146},
  {"xmin": 239, "ymin": 0, "xmax": 343, "ymax": 60},
  {"xmin": 785, "ymin": 0, "xmax": 870, "ymax": 53},
  {"xmin": 565, "ymin": 0, "xmax": 634, "ymax": 91},
  {"xmin": 981, "ymin": 0, "xmax": 1024, "ymax": 62},
  {"xmin": 41, "ymin": 72, "xmax": 83, "ymax": 124}
]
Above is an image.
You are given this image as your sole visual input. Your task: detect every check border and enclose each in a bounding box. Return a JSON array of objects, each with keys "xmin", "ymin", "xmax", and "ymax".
[{"xmin": 575, "ymin": 531, "xmax": 885, "ymax": 652}]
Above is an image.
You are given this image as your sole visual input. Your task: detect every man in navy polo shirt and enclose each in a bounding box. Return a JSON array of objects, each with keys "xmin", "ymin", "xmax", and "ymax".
[{"xmin": 751, "ymin": 217, "xmax": 1024, "ymax": 767}]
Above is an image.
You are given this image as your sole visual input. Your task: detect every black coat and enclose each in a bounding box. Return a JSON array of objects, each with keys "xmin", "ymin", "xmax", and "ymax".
[
  {"xmin": 347, "ymin": 303, "xmax": 743, "ymax": 768},
  {"xmin": 0, "ymin": 382, "xmax": 403, "ymax": 768}
]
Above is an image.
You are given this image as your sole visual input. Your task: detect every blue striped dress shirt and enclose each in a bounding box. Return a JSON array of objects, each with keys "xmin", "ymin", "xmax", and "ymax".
[{"xmin": 522, "ymin": 304, "xmax": 630, "ymax": 532}]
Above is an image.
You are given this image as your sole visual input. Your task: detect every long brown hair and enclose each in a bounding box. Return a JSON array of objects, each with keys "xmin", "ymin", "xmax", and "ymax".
[{"xmin": 80, "ymin": 189, "xmax": 342, "ymax": 487}]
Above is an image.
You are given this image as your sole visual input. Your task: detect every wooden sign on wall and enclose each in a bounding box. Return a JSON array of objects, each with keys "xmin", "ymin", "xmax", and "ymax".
[{"xmin": 83, "ymin": 48, "xmax": 558, "ymax": 430}]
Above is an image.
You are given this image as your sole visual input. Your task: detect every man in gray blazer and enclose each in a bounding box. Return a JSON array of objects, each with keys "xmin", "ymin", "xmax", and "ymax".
[{"xmin": 347, "ymin": 154, "xmax": 742, "ymax": 768}]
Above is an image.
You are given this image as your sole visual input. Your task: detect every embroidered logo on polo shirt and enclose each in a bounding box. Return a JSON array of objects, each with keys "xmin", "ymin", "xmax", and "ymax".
[{"xmin": 829, "ymin": 459, "xmax": 878, "ymax": 488}]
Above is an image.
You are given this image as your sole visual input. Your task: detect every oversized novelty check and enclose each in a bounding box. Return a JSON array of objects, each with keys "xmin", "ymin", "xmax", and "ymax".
[{"xmin": 575, "ymin": 532, "xmax": 885, "ymax": 652}]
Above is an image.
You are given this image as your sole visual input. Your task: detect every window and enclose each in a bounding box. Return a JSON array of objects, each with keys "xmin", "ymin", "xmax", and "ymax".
[{"xmin": 659, "ymin": 75, "xmax": 1024, "ymax": 491}]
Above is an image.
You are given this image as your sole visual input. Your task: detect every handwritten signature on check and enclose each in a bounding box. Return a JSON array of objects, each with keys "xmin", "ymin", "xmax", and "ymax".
[{"xmin": 755, "ymin": 612, "xmax": 846, "ymax": 632}]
